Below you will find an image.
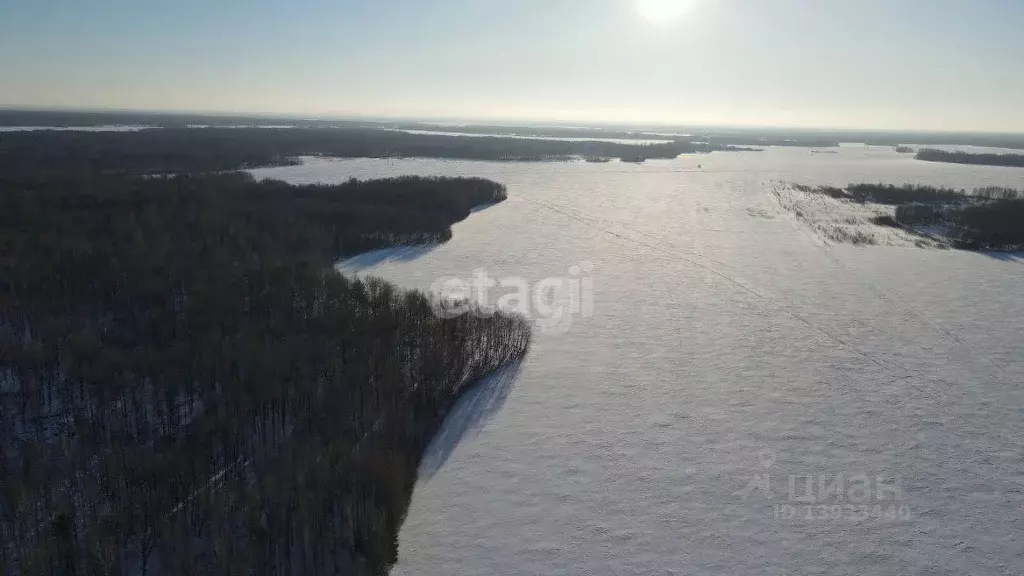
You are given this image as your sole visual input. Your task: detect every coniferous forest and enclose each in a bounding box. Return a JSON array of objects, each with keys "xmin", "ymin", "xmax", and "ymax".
[
  {"xmin": 0, "ymin": 126, "xmax": 736, "ymax": 172},
  {"xmin": 915, "ymin": 148, "xmax": 1024, "ymax": 168},
  {"xmin": 0, "ymin": 134, "xmax": 532, "ymax": 574}
]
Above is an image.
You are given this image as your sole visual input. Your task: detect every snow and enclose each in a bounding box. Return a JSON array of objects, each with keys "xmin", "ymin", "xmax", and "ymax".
[
  {"xmin": 768, "ymin": 184, "xmax": 946, "ymax": 248},
  {"xmin": 251, "ymin": 146, "xmax": 1024, "ymax": 575}
]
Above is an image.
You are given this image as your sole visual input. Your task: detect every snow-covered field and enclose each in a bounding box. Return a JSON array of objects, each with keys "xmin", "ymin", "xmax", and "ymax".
[{"xmin": 252, "ymin": 146, "xmax": 1024, "ymax": 575}]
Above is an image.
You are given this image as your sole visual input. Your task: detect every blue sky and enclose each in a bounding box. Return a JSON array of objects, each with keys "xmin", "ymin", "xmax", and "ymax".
[{"xmin": 2, "ymin": 0, "xmax": 1022, "ymax": 131}]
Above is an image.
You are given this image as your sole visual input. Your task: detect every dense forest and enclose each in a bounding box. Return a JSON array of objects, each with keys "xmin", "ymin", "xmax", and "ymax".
[
  {"xmin": 844, "ymin": 183, "xmax": 973, "ymax": 204},
  {"xmin": 0, "ymin": 126, "xmax": 749, "ymax": 173},
  {"xmin": 915, "ymin": 148, "xmax": 1024, "ymax": 168},
  {"xmin": 940, "ymin": 199, "xmax": 1024, "ymax": 248},
  {"xmin": 794, "ymin": 182, "xmax": 1024, "ymax": 250},
  {"xmin": 0, "ymin": 110, "xmax": 369, "ymax": 130},
  {"xmin": 798, "ymin": 182, "xmax": 1022, "ymax": 205},
  {"xmin": 0, "ymin": 139, "xmax": 533, "ymax": 574}
]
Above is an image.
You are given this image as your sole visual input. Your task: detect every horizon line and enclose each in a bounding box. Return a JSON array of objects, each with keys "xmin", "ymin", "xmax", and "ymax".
[{"xmin": 2, "ymin": 105, "xmax": 1024, "ymax": 137}]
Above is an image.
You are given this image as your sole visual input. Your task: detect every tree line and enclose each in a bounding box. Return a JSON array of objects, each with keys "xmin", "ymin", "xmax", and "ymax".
[
  {"xmin": 844, "ymin": 183, "xmax": 971, "ymax": 204},
  {"xmin": 0, "ymin": 163, "xmax": 532, "ymax": 574},
  {"xmin": 792, "ymin": 182, "xmax": 1024, "ymax": 250},
  {"xmin": 847, "ymin": 183, "xmax": 1024, "ymax": 249},
  {"xmin": 0, "ymin": 126, "xmax": 743, "ymax": 176},
  {"xmin": 892, "ymin": 199, "xmax": 1024, "ymax": 249},
  {"xmin": 915, "ymin": 148, "xmax": 1024, "ymax": 168},
  {"xmin": 793, "ymin": 183, "xmax": 972, "ymax": 204}
]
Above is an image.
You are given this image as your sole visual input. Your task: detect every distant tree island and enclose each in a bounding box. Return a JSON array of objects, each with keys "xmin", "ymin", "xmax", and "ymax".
[{"xmin": 915, "ymin": 148, "xmax": 1024, "ymax": 168}]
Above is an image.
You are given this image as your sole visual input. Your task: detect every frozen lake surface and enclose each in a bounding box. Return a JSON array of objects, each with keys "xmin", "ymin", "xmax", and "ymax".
[
  {"xmin": 385, "ymin": 128, "xmax": 675, "ymax": 145},
  {"xmin": 252, "ymin": 146, "xmax": 1024, "ymax": 575}
]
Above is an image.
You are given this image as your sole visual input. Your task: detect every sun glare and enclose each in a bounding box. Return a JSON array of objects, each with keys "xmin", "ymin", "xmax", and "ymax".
[{"xmin": 634, "ymin": 0, "xmax": 696, "ymax": 24}]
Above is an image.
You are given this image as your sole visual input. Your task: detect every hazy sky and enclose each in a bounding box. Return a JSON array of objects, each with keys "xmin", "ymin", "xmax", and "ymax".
[{"xmin": 2, "ymin": 0, "xmax": 1022, "ymax": 131}]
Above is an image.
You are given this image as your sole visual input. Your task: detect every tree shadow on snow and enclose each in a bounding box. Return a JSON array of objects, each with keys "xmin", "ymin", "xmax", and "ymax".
[
  {"xmin": 980, "ymin": 250, "xmax": 1024, "ymax": 266},
  {"xmin": 417, "ymin": 361, "xmax": 524, "ymax": 482},
  {"xmin": 336, "ymin": 244, "xmax": 439, "ymax": 273},
  {"xmin": 469, "ymin": 200, "xmax": 502, "ymax": 214}
]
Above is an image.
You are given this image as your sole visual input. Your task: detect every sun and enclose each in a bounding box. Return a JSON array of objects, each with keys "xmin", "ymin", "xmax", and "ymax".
[{"xmin": 634, "ymin": 0, "xmax": 697, "ymax": 24}]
